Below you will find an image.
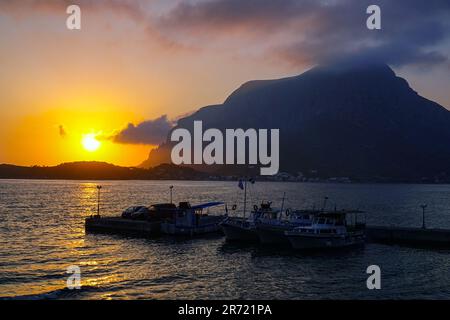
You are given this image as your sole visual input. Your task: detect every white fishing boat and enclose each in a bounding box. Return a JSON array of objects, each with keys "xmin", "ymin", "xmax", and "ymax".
[
  {"xmin": 256, "ymin": 208, "xmax": 317, "ymax": 244},
  {"xmin": 254, "ymin": 191, "xmax": 317, "ymax": 244},
  {"xmin": 285, "ymin": 210, "xmax": 366, "ymax": 249},
  {"xmin": 160, "ymin": 201, "xmax": 225, "ymax": 236}
]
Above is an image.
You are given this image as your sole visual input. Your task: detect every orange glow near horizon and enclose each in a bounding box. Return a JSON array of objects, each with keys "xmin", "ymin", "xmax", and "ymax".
[
  {"xmin": 1, "ymin": 109, "xmax": 156, "ymax": 167},
  {"xmin": 0, "ymin": 6, "xmax": 306, "ymax": 168}
]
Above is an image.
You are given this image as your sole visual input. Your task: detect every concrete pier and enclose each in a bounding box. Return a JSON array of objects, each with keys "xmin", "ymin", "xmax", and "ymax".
[
  {"xmin": 367, "ymin": 226, "xmax": 450, "ymax": 247},
  {"xmin": 85, "ymin": 216, "xmax": 161, "ymax": 237}
]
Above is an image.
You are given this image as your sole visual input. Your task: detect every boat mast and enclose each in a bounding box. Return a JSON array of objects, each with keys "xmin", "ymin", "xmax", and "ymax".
[
  {"xmin": 280, "ymin": 192, "xmax": 286, "ymax": 219},
  {"xmin": 322, "ymin": 196, "xmax": 329, "ymax": 212}
]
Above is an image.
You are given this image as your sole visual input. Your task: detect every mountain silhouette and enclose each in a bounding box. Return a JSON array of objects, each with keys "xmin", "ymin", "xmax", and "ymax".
[{"xmin": 141, "ymin": 62, "xmax": 450, "ymax": 181}]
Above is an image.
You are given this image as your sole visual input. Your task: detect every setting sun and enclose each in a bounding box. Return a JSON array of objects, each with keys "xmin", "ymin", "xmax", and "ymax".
[{"xmin": 82, "ymin": 134, "xmax": 101, "ymax": 152}]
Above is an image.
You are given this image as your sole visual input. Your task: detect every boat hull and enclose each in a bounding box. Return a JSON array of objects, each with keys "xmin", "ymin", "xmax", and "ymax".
[
  {"xmin": 221, "ymin": 222, "xmax": 259, "ymax": 242},
  {"xmin": 161, "ymin": 222, "xmax": 222, "ymax": 236},
  {"xmin": 257, "ymin": 226, "xmax": 290, "ymax": 244},
  {"xmin": 161, "ymin": 215, "xmax": 224, "ymax": 236},
  {"xmin": 286, "ymin": 232, "xmax": 365, "ymax": 249}
]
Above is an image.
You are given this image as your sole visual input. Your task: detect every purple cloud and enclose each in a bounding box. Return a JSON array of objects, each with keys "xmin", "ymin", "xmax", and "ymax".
[
  {"xmin": 158, "ymin": 0, "xmax": 450, "ymax": 67},
  {"xmin": 1, "ymin": 0, "xmax": 449, "ymax": 67}
]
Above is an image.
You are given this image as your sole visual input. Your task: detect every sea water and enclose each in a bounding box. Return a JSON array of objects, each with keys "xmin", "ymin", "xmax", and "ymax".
[{"xmin": 1, "ymin": 179, "xmax": 450, "ymax": 299}]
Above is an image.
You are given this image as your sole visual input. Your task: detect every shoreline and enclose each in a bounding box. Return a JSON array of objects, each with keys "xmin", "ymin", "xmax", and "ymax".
[{"xmin": 1, "ymin": 177, "xmax": 450, "ymax": 185}]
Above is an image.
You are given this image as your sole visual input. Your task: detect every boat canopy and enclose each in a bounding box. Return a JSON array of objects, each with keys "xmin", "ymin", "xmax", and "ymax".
[{"xmin": 191, "ymin": 202, "xmax": 224, "ymax": 210}]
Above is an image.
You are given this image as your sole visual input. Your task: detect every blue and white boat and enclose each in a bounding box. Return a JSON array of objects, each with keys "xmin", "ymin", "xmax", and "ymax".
[{"xmin": 160, "ymin": 201, "xmax": 226, "ymax": 236}]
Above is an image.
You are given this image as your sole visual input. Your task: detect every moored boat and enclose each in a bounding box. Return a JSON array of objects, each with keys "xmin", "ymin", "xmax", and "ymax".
[
  {"xmin": 221, "ymin": 177, "xmax": 262, "ymax": 242},
  {"xmin": 285, "ymin": 210, "xmax": 366, "ymax": 250},
  {"xmin": 221, "ymin": 215, "xmax": 259, "ymax": 242},
  {"xmin": 221, "ymin": 202, "xmax": 275, "ymax": 242}
]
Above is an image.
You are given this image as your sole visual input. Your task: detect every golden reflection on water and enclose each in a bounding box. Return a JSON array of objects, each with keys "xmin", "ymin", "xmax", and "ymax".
[
  {"xmin": 79, "ymin": 182, "xmax": 99, "ymax": 217},
  {"xmin": 0, "ymin": 283, "xmax": 64, "ymax": 298},
  {"xmin": 84, "ymin": 273, "xmax": 122, "ymax": 288},
  {"xmin": 66, "ymin": 239, "xmax": 85, "ymax": 250},
  {"xmin": 0, "ymin": 271, "xmax": 123, "ymax": 298},
  {"xmin": 79, "ymin": 260, "xmax": 99, "ymax": 267}
]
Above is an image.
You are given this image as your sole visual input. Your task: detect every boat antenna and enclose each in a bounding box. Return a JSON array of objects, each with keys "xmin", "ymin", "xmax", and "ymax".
[
  {"xmin": 169, "ymin": 185, "xmax": 174, "ymax": 204},
  {"xmin": 421, "ymin": 204, "xmax": 427, "ymax": 229},
  {"xmin": 243, "ymin": 178, "xmax": 247, "ymax": 219},
  {"xmin": 96, "ymin": 185, "xmax": 102, "ymax": 217},
  {"xmin": 280, "ymin": 192, "xmax": 286, "ymax": 218},
  {"xmin": 322, "ymin": 196, "xmax": 329, "ymax": 212}
]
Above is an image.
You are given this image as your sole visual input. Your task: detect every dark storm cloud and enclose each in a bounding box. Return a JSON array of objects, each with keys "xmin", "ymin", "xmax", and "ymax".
[
  {"xmin": 159, "ymin": 0, "xmax": 311, "ymax": 33},
  {"xmin": 112, "ymin": 115, "xmax": 174, "ymax": 145},
  {"xmin": 159, "ymin": 0, "xmax": 450, "ymax": 67},
  {"xmin": 2, "ymin": 0, "xmax": 449, "ymax": 67}
]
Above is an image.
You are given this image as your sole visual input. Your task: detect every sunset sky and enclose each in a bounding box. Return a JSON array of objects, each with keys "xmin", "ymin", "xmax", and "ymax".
[{"xmin": 1, "ymin": 0, "xmax": 449, "ymax": 167}]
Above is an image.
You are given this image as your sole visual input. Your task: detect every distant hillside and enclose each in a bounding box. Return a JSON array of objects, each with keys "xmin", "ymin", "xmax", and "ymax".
[
  {"xmin": 0, "ymin": 162, "xmax": 208, "ymax": 180},
  {"xmin": 141, "ymin": 62, "xmax": 450, "ymax": 182}
]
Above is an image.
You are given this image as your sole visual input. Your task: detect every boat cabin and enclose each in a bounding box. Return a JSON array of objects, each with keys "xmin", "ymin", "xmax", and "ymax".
[
  {"xmin": 294, "ymin": 211, "xmax": 366, "ymax": 235},
  {"xmin": 254, "ymin": 201, "xmax": 280, "ymax": 219}
]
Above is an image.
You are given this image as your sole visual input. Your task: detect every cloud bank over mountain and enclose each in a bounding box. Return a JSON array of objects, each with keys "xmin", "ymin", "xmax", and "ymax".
[{"xmin": 112, "ymin": 115, "xmax": 174, "ymax": 145}]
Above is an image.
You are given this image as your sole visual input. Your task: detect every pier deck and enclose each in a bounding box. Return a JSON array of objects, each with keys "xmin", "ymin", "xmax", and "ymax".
[
  {"xmin": 367, "ymin": 226, "xmax": 450, "ymax": 247},
  {"xmin": 85, "ymin": 216, "xmax": 161, "ymax": 237}
]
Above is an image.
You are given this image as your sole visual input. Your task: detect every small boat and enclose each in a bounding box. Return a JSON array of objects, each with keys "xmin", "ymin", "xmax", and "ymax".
[
  {"xmin": 160, "ymin": 201, "xmax": 225, "ymax": 236},
  {"xmin": 220, "ymin": 214, "xmax": 259, "ymax": 242},
  {"xmin": 285, "ymin": 210, "xmax": 366, "ymax": 250},
  {"xmin": 221, "ymin": 178, "xmax": 278, "ymax": 242}
]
